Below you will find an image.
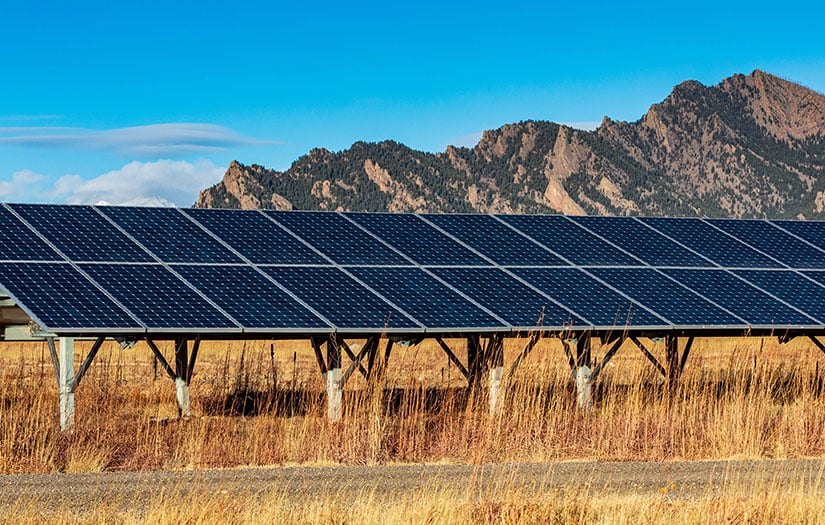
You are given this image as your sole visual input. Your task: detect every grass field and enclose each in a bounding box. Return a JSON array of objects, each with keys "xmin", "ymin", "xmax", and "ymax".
[{"xmin": 0, "ymin": 335, "xmax": 824, "ymax": 522}]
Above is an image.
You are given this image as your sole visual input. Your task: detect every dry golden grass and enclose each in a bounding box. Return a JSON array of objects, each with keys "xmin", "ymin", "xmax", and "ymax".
[
  {"xmin": 2, "ymin": 468, "xmax": 825, "ymax": 524},
  {"xmin": 0, "ymin": 335, "xmax": 823, "ymax": 474}
]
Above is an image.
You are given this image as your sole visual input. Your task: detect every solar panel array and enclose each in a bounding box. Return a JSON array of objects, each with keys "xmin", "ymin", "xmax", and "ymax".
[{"xmin": 2, "ymin": 203, "xmax": 825, "ymax": 336}]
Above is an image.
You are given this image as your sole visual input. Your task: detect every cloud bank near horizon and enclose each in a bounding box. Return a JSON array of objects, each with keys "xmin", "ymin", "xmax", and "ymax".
[{"xmin": 0, "ymin": 159, "xmax": 226, "ymax": 207}]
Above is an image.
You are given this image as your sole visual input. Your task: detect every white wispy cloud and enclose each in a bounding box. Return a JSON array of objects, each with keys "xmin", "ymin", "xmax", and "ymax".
[
  {"xmin": 0, "ymin": 123, "xmax": 275, "ymax": 158},
  {"xmin": 2, "ymin": 159, "xmax": 226, "ymax": 207}
]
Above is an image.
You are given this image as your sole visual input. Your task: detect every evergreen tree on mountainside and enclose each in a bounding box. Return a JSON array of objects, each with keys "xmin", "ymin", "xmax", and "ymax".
[{"xmin": 196, "ymin": 71, "xmax": 825, "ymax": 219}]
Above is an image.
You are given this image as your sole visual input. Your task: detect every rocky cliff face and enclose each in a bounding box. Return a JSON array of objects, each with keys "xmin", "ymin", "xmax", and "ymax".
[{"xmin": 196, "ymin": 70, "xmax": 825, "ymax": 218}]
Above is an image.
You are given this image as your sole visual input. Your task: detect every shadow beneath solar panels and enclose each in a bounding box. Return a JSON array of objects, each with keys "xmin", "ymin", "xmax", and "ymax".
[{"xmin": 201, "ymin": 388, "xmax": 325, "ymax": 418}]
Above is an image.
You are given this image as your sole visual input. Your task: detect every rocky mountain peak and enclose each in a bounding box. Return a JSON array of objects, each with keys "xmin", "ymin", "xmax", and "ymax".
[{"xmin": 196, "ymin": 71, "xmax": 825, "ymax": 219}]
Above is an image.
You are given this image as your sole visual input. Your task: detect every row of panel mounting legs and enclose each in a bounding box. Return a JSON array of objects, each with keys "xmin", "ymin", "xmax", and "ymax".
[{"xmin": 44, "ymin": 332, "xmax": 732, "ymax": 431}]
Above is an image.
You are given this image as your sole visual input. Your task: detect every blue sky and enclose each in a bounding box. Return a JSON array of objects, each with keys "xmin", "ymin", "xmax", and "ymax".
[{"xmin": 1, "ymin": 1, "xmax": 824, "ymax": 206}]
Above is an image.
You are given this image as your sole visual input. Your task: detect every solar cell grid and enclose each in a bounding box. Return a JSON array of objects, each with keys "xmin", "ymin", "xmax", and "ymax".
[
  {"xmin": 347, "ymin": 212, "xmax": 490, "ymax": 266},
  {"xmin": 80, "ymin": 263, "xmax": 237, "ymax": 329},
  {"xmin": 706, "ymin": 219, "xmax": 825, "ymax": 269},
  {"xmin": 100, "ymin": 207, "xmax": 241, "ymax": 263},
  {"xmin": 430, "ymin": 267, "xmax": 585, "ymax": 328},
  {"xmin": 662, "ymin": 269, "xmax": 816, "ymax": 326},
  {"xmin": 734, "ymin": 270, "xmax": 825, "ymax": 323},
  {"xmin": 640, "ymin": 217, "xmax": 782, "ymax": 268},
  {"xmin": 9, "ymin": 204, "xmax": 153, "ymax": 262},
  {"xmin": 0, "ymin": 262, "xmax": 141, "ymax": 330},
  {"xmin": 771, "ymin": 220, "xmax": 825, "ymax": 254},
  {"xmin": 422, "ymin": 214, "xmax": 567, "ymax": 266},
  {"xmin": 0, "ymin": 206, "xmax": 62, "ymax": 261},
  {"xmin": 511, "ymin": 267, "xmax": 667, "ymax": 328},
  {"xmin": 268, "ymin": 211, "xmax": 410, "ymax": 265},
  {"xmin": 590, "ymin": 268, "xmax": 745, "ymax": 326},
  {"xmin": 499, "ymin": 215, "xmax": 640, "ymax": 266},
  {"xmin": 262, "ymin": 266, "xmax": 420, "ymax": 330},
  {"xmin": 173, "ymin": 265, "xmax": 329, "ymax": 329},
  {"xmin": 571, "ymin": 216, "xmax": 710, "ymax": 267},
  {"xmin": 184, "ymin": 209, "xmax": 327, "ymax": 264},
  {"xmin": 347, "ymin": 267, "xmax": 506, "ymax": 329}
]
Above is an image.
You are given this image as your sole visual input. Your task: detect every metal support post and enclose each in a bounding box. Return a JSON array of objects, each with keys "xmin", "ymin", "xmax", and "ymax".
[
  {"xmin": 326, "ymin": 335, "xmax": 342, "ymax": 421},
  {"xmin": 467, "ymin": 335, "xmax": 483, "ymax": 389},
  {"xmin": 487, "ymin": 335, "xmax": 504, "ymax": 415},
  {"xmin": 59, "ymin": 337, "xmax": 75, "ymax": 431}
]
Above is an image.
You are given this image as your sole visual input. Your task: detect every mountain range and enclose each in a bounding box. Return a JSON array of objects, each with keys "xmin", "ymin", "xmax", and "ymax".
[{"xmin": 196, "ymin": 70, "xmax": 825, "ymax": 218}]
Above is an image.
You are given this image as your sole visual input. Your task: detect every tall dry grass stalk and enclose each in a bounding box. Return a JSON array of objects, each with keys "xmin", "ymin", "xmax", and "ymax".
[{"xmin": 0, "ymin": 336, "xmax": 823, "ymax": 473}]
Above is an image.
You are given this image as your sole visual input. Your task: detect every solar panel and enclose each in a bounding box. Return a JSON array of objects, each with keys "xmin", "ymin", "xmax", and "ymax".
[
  {"xmin": 5, "ymin": 205, "xmax": 825, "ymax": 337},
  {"xmin": 0, "ymin": 206, "xmax": 62, "ymax": 261},
  {"xmin": 267, "ymin": 211, "xmax": 410, "ymax": 265},
  {"xmin": 571, "ymin": 216, "xmax": 710, "ymax": 267},
  {"xmin": 422, "ymin": 214, "xmax": 567, "ymax": 266},
  {"xmin": 640, "ymin": 217, "xmax": 783, "ymax": 268},
  {"xmin": 661, "ymin": 269, "xmax": 816, "ymax": 326},
  {"xmin": 770, "ymin": 220, "xmax": 825, "ymax": 254},
  {"xmin": 262, "ymin": 266, "xmax": 420, "ymax": 330},
  {"xmin": 9, "ymin": 204, "xmax": 153, "ymax": 263},
  {"xmin": 590, "ymin": 268, "xmax": 745, "ymax": 326},
  {"xmin": 510, "ymin": 267, "xmax": 667, "ymax": 328},
  {"xmin": 734, "ymin": 270, "xmax": 825, "ymax": 323},
  {"xmin": 0, "ymin": 262, "xmax": 141, "ymax": 330},
  {"xmin": 184, "ymin": 208, "xmax": 327, "ymax": 264},
  {"xmin": 80, "ymin": 263, "xmax": 238, "ymax": 329},
  {"xmin": 173, "ymin": 265, "xmax": 329, "ymax": 329},
  {"xmin": 499, "ymin": 214, "xmax": 640, "ymax": 266},
  {"xmin": 706, "ymin": 219, "xmax": 825, "ymax": 269},
  {"xmin": 429, "ymin": 267, "xmax": 586, "ymax": 329},
  {"xmin": 347, "ymin": 267, "xmax": 506, "ymax": 329},
  {"xmin": 347, "ymin": 212, "xmax": 490, "ymax": 266},
  {"xmin": 100, "ymin": 206, "xmax": 242, "ymax": 263}
]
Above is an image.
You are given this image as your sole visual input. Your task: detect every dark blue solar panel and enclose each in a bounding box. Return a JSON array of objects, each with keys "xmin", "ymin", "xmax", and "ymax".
[
  {"xmin": 0, "ymin": 262, "xmax": 140, "ymax": 330},
  {"xmin": 771, "ymin": 220, "xmax": 825, "ymax": 254},
  {"xmin": 9, "ymin": 204, "xmax": 153, "ymax": 262},
  {"xmin": 347, "ymin": 267, "xmax": 504, "ymax": 329},
  {"xmin": 267, "ymin": 211, "xmax": 409, "ymax": 265},
  {"xmin": 0, "ymin": 206, "xmax": 62, "ymax": 261},
  {"xmin": 640, "ymin": 217, "xmax": 782, "ymax": 268},
  {"xmin": 662, "ymin": 269, "xmax": 815, "ymax": 326},
  {"xmin": 734, "ymin": 270, "xmax": 825, "ymax": 323},
  {"xmin": 347, "ymin": 212, "xmax": 490, "ymax": 266},
  {"xmin": 706, "ymin": 219, "xmax": 825, "ymax": 269},
  {"xmin": 571, "ymin": 216, "xmax": 710, "ymax": 267},
  {"xmin": 173, "ymin": 265, "xmax": 329, "ymax": 329},
  {"xmin": 80, "ymin": 264, "xmax": 236, "ymax": 329},
  {"xmin": 511, "ymin": 267, "xmax": 667, "ymax": 328},
  {"xmin": 422, "ymin": 214, "xmax": 567, "ymax": 266},
  {"xmin": 590, "ymin": 268, "xmax": 745, "ymax": 326},
  {"xmin": 262, "ymin": 266, "xmax": 419, "ymax": 329},
  {"xmin": 430, "ymin": 267, "xmax": 585, "ymax": 328},
  {"xmin": 184, "ymin": 209, "xmax": 327, "ymax": 264},
  {"xmin": 499, "ymin": 215, "xmax": 640, "ymax": 266},
  {"xmin": 100, "ymin": 207, "xmax": 241, "ymax": 263}
]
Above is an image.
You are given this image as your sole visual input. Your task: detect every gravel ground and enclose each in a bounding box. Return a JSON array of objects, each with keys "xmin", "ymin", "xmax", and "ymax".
[{"xmin": 1, "ymin": 459, "xmax": 823, "ymax": 513}]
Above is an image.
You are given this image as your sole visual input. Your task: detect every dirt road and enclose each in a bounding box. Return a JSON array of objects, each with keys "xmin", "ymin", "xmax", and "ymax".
[{"xmin": 1, "ymin": 459, "xmax": 823, "ymax": 513}]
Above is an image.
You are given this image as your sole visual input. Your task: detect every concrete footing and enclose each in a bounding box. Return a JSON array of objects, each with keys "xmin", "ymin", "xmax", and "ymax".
[
  {"xmin": 327, "ymin": 367, "xmax": 342, "ymax": 421},
  {"xmin": 59, "ymin": 337, "xmax": 75, "ymax": 431},
  {"xmin": 576, "ymin": 365, "xmax": 593, "ymax": 410},
  {"xmin": 175, "ymin": 377, "xmax": 191, "ymax": 418},
  {"xmin": 488, "ymin": 366, "xmax": 503, "ymax": 414}
]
